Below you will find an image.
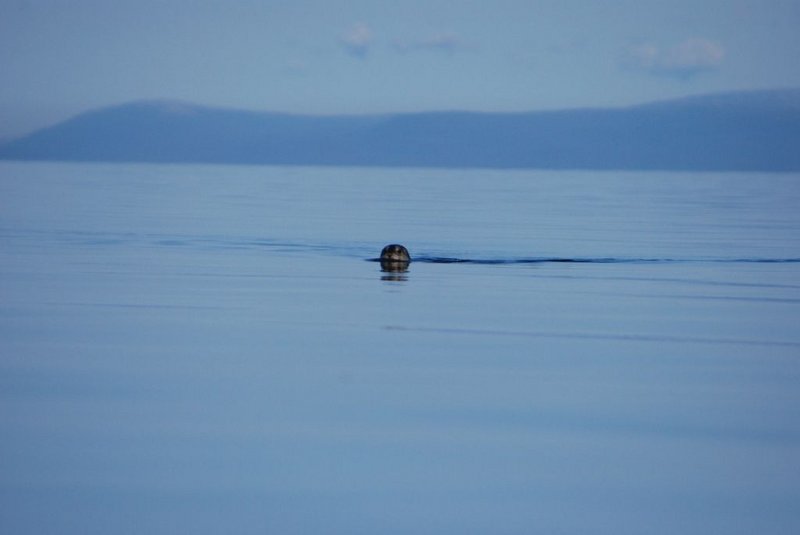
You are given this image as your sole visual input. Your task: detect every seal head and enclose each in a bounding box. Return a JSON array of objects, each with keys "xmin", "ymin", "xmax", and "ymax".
[
  {"xmin": 380, "ymin": 244, "xmax": 411, "ymax": 262},
  {"xmin": 380, "ymin": 244, "xmax": 411, "ymax": 272}
]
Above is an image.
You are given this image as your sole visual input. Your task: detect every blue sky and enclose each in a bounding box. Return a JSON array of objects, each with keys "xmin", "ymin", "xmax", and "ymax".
[{"xmin": 1, "ymin": 0, "xmax": 799, "ymax": 139}]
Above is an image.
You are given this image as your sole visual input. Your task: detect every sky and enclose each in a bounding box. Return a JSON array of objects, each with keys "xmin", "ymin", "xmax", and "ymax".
[{"xmin": 1, "ymin": 0, "xmax": 800, "ymax": 139}]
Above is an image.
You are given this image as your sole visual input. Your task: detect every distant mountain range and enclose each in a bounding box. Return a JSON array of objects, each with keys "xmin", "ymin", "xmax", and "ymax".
[{"xmin": 2, "ymin": 89, "xmax": 799, "ymax": 171}]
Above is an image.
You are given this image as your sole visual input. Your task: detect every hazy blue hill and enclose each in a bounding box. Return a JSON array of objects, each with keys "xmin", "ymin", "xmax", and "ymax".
[
  {"xmin": 2, "ymin": 89, "xmax": 799, "ymax": 171},
  {"xmin": 0, "ymin": 101, "xmax": 383, "ymax": 165}
]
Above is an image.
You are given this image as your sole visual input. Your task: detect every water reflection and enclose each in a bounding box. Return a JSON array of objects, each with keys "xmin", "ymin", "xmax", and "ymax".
[{"xmin": 380, "ymin": 259, "xmax": 409, "ymax": 281}]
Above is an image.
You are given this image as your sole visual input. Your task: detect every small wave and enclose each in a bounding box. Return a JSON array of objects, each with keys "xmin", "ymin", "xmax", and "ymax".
[
  {"xmin": 369, "ymin": 256, "xmax": 800, "ymax": 265},
  {"xmin": 384, "ymin": 325, "xmax": 800, "ymax": 348},
  {"xmin": 11, "ymin": 229, "xmax": 797, "ymax": 266},
  {"xmin": 418, "ymin": 256, "xmax": 659, "ymax": 264}
]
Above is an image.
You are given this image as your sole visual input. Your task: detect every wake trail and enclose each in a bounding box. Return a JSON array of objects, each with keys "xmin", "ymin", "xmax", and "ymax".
[{"xmin": 370, "ymin": 256, "xmax": 800, "ymax": 265}]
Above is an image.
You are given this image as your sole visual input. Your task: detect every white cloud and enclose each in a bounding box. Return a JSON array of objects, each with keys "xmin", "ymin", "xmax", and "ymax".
[
  {"xmin": 340, "ymin": 22, "xmax": 374, "ymax": 59},
  {"xmin": 623, "ymin": 38, "xmax": 725, "ymax": 78},
  {"xmin": 339, "ymin": 25, "xmax": 467, "ymax": 60}
]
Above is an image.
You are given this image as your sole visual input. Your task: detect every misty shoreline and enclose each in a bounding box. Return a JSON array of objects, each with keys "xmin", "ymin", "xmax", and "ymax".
[{"xmin": 2, "ymin": 88, "xmax": 799, "ymax": 172}]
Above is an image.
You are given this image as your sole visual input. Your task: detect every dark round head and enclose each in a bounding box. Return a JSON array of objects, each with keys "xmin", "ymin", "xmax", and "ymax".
[
  {"xmin": 379, "ymin": 244, "xmax": 410, "ymax": 273},
  {"xmin": 380, "ymin": 244, "xmax": 411, "ymax": 263}
]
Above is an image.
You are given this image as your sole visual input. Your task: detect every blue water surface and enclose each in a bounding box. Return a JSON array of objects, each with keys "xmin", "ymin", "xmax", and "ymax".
[{"xmin": 1, "ymin": 162, "xmax": 799, "ymax": 534}]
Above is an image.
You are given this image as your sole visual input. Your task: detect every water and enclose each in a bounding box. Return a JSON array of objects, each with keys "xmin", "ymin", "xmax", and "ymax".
[{"xmin": 1, "ymin": 162, "xmax": 799, "ymax": 534}]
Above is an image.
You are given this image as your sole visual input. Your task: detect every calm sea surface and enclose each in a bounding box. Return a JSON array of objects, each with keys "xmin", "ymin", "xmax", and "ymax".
[{"xmin": 1, "ymin": 162, "xmax": 799, "ymax": 534}]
